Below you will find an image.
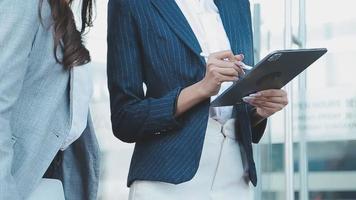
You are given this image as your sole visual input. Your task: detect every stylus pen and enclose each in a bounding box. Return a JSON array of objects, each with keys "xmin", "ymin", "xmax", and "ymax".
[{"xmin": 200, "ymin": 52, "xmax": 253, "ymax": 70}]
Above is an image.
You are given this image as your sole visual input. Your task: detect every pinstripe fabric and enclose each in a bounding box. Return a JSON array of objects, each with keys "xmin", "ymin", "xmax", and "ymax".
[{"xmin": 107, "ymin": 0, "xmax": 267, "ymax": 187}]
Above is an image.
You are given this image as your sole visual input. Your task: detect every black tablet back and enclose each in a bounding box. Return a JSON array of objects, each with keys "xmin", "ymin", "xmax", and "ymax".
[{"xmin": 211, "ymin": 48, "xmax": 328, "ymax": 107}]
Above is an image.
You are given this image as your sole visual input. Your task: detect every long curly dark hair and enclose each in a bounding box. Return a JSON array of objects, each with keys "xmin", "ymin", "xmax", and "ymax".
[{"xmin": 39, "ymin": 0, "xmax": 94, "ymax": 69}]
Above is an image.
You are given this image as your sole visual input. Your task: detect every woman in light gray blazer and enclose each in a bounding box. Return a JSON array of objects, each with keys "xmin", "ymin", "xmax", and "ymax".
[{"xmin": 0, "ymin": 0, "xmax": 100, "ymax": 199}]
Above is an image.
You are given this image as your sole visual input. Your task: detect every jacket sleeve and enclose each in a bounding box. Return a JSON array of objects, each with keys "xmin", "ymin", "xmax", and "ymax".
[
  {"xmin": 0, "ymin": 0, "xmax": 40, "ymax": 199},
  {"xmin": 107, "ymin": 0, "xmax": 183, "ymax": 143},
  {"xmin": 248, "ymin": 104, "xmax": 268, "ymax": 144}
]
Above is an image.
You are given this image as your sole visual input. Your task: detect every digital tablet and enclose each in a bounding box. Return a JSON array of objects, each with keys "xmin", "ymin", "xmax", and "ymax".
[{"xmin": 210, "ymin": 48, "xmax": 328, "ymax": 107}]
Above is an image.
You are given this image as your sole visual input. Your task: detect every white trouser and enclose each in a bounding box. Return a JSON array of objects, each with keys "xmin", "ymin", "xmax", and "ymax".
[
  {"xmin": 27, "ymin": 179, "xmax": 65, "ymax": 200},
  {"xmin": 129, "ymin": 119, "xmax": 252, "ymax": 200}
]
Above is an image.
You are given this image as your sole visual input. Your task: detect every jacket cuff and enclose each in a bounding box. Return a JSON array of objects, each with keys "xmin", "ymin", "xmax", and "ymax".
[{"xmin": 144, "ymin": 87, "xmax": 183, "ymax": 135}]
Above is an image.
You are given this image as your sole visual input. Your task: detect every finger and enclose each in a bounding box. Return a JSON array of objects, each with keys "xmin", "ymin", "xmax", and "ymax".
[
  {"xmin": 225, "ymin": 52, "xmax": 236, "ymax": 62},
  {"xmin": 257, "ymin": 107, "xmax": 276, "ymax": 116},
  {"xmin": 252, "ymin": 100, "xmax": 284, "ymax": 110},
  {"xmin": 249, "ymin": 96, "xmax": 288, "ymax": 105},
  {"xmin": 209, "ymin": 59, "xmax": 240, "ymax": 69},
  {"xmin": 212, "ymin": 67, "xmax": 239, "ymax": 77},
  {"xmin": 210, "ymin": 50, "xmax": 234, "ymax": 60},
  {"xmin": 247, "ymin": 101, "xmax": 280, "ymax": 114},
  {"xmin": 243, "ymin": 100, "xmax": 261, "ymax": 108},
  {"xmin": 234, "ymin": 54, "xmax": 244, "ymax": 61},
  {"xmin": 215, "ymin": 73, "xmax": 239, "ymax": 82},
  {"xmin": 208, "ymin": 60, "xmax": 245, "ymax": 76},
  {"xmin": 243, "ymin": 97, "xmax": 284, "ymax": 109},
  {"xmin": 236, "ymin": 66, "xmax": 245, "ymax": 76},
  {"xmin": 252, "ymin": 89, "xmax": 287, "ymax": 97},
  {"xmin": 232, "ymin": 61, "xmax": 246, "ymax": 75}
]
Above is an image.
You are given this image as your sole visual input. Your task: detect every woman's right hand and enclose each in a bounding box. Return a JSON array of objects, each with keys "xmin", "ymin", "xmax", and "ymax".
[
  {"xmin": 175, "ymin": 51, "xmax": 245, "ymax": 117},
  {"xmin": 197, "ymin": 50, "xmax": 245, "ymax": 98}
]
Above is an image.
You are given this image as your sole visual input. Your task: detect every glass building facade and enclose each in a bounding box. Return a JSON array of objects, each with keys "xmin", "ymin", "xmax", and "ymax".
[
  {"xmin": 253, "ymin": 0, "xmax": 356, "ymax": 199},
  {"xmin": 86, "ymin": 0, "xmax": 356, "ymax": 199}
]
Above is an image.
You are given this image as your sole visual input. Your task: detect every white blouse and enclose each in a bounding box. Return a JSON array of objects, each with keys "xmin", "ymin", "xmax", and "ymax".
[{"xmin": 176, "ymin": 0, "xmax": 234, "ymax": 124}]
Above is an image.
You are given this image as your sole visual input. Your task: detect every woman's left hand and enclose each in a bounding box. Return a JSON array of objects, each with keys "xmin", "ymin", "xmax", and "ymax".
[{"xmin": 242, "ymin": 89, "xmax": 289, "ymax": 118}]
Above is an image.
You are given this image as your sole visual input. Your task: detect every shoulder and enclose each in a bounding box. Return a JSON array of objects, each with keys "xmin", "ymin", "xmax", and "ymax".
[
  {"xmin": 0, "ymin": 0, "xmax": 41, "ymax": 36},
  {"xmin": 7, "ymin": 0, "xmax": 39, "ymax": 11},
  {"xmin": 0, "ymin": 0, "xmax": 39, "ymax": 19},
  {"xmin": 108, "ymin": 0, "xmax": 152, "ymax": 15}
]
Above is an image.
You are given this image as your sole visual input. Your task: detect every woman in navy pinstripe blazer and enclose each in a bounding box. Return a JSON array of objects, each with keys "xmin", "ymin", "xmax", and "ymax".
[{"xmin": 107, "ymin": 0, "xmax": 288, "ymax": 199}]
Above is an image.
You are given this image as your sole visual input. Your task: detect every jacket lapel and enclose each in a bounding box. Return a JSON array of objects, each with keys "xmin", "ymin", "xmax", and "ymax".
[{"xmin": 150, "ymin": 0, "xmax": 203, "ymax": 61}]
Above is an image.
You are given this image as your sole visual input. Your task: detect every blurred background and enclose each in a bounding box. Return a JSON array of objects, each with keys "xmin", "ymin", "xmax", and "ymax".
[{"xmin": 83, "ymin": 0, "xmax": 356, "ymax": 199}]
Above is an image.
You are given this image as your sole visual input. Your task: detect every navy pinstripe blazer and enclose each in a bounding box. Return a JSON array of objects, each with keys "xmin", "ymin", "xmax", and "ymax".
[{"xmin": 107, "ymin": 0, "xmax": 267, "ymax": 187}]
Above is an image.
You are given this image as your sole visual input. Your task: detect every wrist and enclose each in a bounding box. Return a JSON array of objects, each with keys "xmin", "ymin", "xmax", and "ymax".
[
  {"xmin": 194, "ymin": 81, "xmax": 210, "ymax": 99},
  {"xmin": 175, "ymin": 81, "xmax": 209, "ymax": 117}
]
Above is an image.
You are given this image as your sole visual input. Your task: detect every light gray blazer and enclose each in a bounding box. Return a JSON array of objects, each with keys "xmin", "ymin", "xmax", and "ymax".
[{"xmin": 0, "ymin": 0, "xmax": 100, "ymax": 199}]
